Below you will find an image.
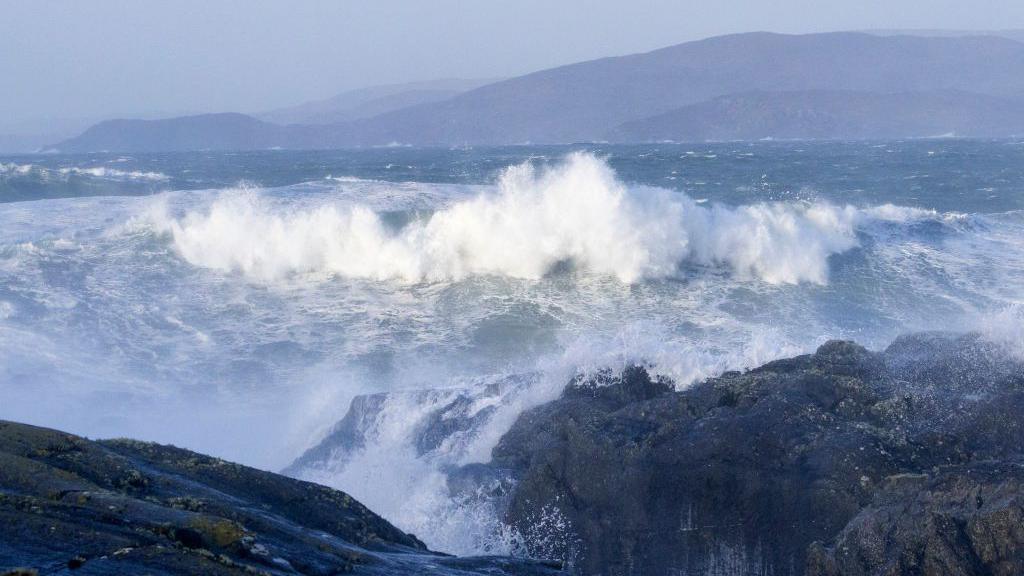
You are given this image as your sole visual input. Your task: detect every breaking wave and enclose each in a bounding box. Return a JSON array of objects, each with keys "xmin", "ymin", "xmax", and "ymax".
[
  {"xmin": 0, "ymin": 162, "xmax": 168, "ymax": 182},
  {"xmin": 58, "ymin": 166, "xmax": 169, "ymax": 181},
  {"xmin": 3, "ymin": 144, "xmax": 1022, "ymax": 557},
  {"xmin": 150, "ymin": 153, "xmax": 926, "ymax": 285}
]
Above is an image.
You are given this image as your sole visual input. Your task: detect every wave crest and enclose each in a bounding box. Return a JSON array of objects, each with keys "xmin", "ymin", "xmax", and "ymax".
[
  {"xmin": 58, "ymin": 166, "xmax": 169, "ymax": 181},
  {"xmin": 153, "ymin": 153, "xmax": 865, "ymax": 284},
  {"xmin": 0, "ymin": 162, "xmax": 169, "ymax": 182}
]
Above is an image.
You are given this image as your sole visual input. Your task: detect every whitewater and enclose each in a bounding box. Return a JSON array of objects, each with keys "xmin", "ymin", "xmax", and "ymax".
[
  {"xmin": 1, "ymin": 144, "xmax": 1022, "ymax": 554},
  {"xmin": 154, "ymin": 154, "xmax": 867, "ymax": 284}
]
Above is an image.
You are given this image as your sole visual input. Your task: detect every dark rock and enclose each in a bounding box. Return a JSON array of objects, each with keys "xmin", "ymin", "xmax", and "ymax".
[
  {"xmin": 415, "ymin": 378, "xmax": 526, "ymax": 456},
  {"xmin": 473, "ymin": 332, "xmax": 1024, "ymax": 575},
  {"xmin": 0, "ymin": 421, "xmax": 562, "ymax": 575},
  {"xmin": 806, "ymin": 463, "xmax": 1024, "ymax": 576},
  {"xmin": 285, "ymin": 375, "xmax": 533, "ymax": 477},
  {"xmin": 562, "ymin": 365, "xmax": 674, "ymax": 406},
  {"xmin": 282, "ymin": 392, "xmax": 388, "ymax": 476}
]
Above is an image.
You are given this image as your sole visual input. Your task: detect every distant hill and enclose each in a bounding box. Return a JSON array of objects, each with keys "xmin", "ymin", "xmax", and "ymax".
[
  {"xmin": 327, "ymin": 31, "xmax": 1024, "ymax": 146},
  {"xmin": 257, "ymin": 78, "xmax": 496, "ymax": 125},
  {"xmin": 609, "ymin": 90, "xmax": 1024, "ymax": 141},
  {"xmin": 54, "ymin": 113, "xmax": 292, "ymax": 153},
  {"xmin": 51, "ymin": 31, "xmax": 1024, "ymax": 152},
  {"xmin": 0, "ymin": 111, "xmax": 203, "ymax": 153}
]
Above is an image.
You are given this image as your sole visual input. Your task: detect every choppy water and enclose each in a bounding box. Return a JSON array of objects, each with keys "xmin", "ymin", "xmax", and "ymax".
[{"xmin": 2, "ymin": 141, "xmax": 1023, "ymax": 554}]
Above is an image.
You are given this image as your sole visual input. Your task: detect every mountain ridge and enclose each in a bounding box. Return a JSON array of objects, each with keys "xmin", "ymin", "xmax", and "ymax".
[
  {"xmin": 257, "ymin": 78, "xmax": 497, "ymax": 125},
  {"xmin": 608, "ymin": 89, "xmax": 1024, "ymax": 141},
  {"xmin": 51, "ymin": 31, "xmax": 1024, "ymax": 152}
]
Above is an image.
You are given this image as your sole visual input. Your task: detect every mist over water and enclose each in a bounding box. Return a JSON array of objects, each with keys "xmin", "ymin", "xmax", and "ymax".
[{"xmin": 1, "ymin": 142, "xmax": 1023, "ymax": 554}]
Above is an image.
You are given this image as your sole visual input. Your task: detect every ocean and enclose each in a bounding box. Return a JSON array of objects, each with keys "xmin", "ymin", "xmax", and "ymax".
[{"xmin": 2, "ymin": 141, "xmax": 1023, "ymax": 553}]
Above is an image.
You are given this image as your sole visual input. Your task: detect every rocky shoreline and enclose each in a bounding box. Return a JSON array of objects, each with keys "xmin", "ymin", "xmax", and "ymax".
[
  {"xmin": 482, "ymin": 333, "xmax": 1024, "ymax": 575},
  {"xmin": 0, "ymin": 421, "xmax": 560, "ymax": 575},
  {"xmin": 291, "ymin": 332, "xmax": 1024, "ymax": 575},
  {"xmin": 4, "ymin": 331, "xmax": 1022, "ymax": 575}
]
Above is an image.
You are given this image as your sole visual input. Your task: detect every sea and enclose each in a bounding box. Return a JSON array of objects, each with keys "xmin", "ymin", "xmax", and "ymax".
[{"xmin": 2, "ymin": 141, "xmax": 1023, "ymax": 553}]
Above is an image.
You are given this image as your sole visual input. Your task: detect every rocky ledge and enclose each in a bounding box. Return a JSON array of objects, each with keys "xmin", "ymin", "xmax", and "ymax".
[
  {"xmin": 481, "ymin": 332, "xmax": 1024, "ymax": 575},
  {"xmin": 6, "ymin": 331, "xmax": 1022, "ymax": 576},
  {"xmin": 291, "ymin": 331, "xmax": 1024, "ymax": 576},
  {"xmin": 0, "ymin": 421, "xmax": 562, "ymax": 575}
]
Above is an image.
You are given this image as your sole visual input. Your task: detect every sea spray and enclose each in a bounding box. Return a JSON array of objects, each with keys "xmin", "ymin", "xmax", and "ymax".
[
  {"xmin": 287, "ymin": 319, "xmax": 814, "ymax": 555},
  {"xmin": 3, "ymin": 145, "xmax": 1023, "ymax": 557},
  {"xmin": 154, "ymin": 153, "xmax": 865, "ymax": 284}
]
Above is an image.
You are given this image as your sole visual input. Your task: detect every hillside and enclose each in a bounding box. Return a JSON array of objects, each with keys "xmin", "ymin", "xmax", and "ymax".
[
  {"xmin": 322, "ymin": 31, "xmax": 1024, "ymax": 145},
  {"xmin": 55, "ymin": 113, "xmax": 289, "ymax": 153},
  {"xmin": 608, "ymin": 89, "xmax": 1024, "ymax": 141},
  {"xmin": 258, "ymin": 78, "xmax": 495, "ymax": 125},
  {"xmin": 51, "ymin": 32, "xmax": 1024, "ymax": 151}
]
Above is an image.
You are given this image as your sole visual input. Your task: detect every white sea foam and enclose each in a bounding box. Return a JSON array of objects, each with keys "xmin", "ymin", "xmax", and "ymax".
[
  {"xmin": 977, "ymin": 304, "xmax": 1024, "ymax": 360},
  {"xmin": 862, "ymin": 203, "xmax": 970, "ymax": 225},
  {"xmin": 296, "ymin": 386, "xmax": 523, "ymax": 555},
  {"xmin": 0, "ymin": 163, "xmax": 36, "ymax": 175},
  {"xmin": 4, "ymin": 149, "xmax": 1022, "ymax": 559},
  {"xmin": 862, "ymin": 204, "xmax": 938, "ymax": 222},
  {"xmin": 290, "ymin": 319, "xmax": 812, "ymax": 555},
  {"xmin": 59, "ymin": 166, "xmax": 169, "ymax": 181},
  {"xmin": 0, "ymin": 162, "xmax": 169, "ymax": 182},
  {"xmin": 153, "ymin": 153, "xmax": 870, "ymax": 285}
]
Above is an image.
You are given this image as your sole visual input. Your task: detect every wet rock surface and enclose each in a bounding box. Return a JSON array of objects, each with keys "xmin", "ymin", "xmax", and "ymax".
[
  {"xmin": 806, "ymin": 463, "xmax": 1024, "ymax": 576},
  {"xmin": 284, "ymin": 375, "xmax": 531, "ymax": 479},
  {"xmin": 480, "ymin": 333, "xmax": 1024, "ymax": 575},
  {"xmin": 0, "ymin": 421, "xmax": 562, "ymax": 575}
]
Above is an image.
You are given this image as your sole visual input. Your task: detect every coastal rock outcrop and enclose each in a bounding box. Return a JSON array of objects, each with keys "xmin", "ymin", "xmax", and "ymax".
[
  {"xmin": 482, "ymin": 333, "xmax": 1024, "ymax": 575},
  {"xmin": 0, "ymin": 420, "xmax": 562, "ymax": 575},
  {"xmin": 805, "ymin": 463, "xmax": 1024, "ymax": 575}
]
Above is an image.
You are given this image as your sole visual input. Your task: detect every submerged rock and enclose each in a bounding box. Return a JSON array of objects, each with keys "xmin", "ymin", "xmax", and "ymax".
[
  {"xmin": 285, "ymin": 374, "xmax": 533, "ymax": 478},
  {"xmin": 476, "ymin": 332, "xmax": 1024, "ymax": 575},
  {"xmin": 0, "ymin": 421, "xmax": 562, "ymax": 575}
]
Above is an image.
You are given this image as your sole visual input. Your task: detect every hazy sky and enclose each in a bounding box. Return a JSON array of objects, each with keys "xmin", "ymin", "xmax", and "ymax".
[{"xmin": 3, "ymin": 0, "xmax": 1024, "ymax": 129}]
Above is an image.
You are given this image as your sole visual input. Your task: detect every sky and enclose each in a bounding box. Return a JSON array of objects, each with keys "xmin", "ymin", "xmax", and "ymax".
[{"xmin": 3, "ymin": 0, "xmax": 1024, "ymax": 131}]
